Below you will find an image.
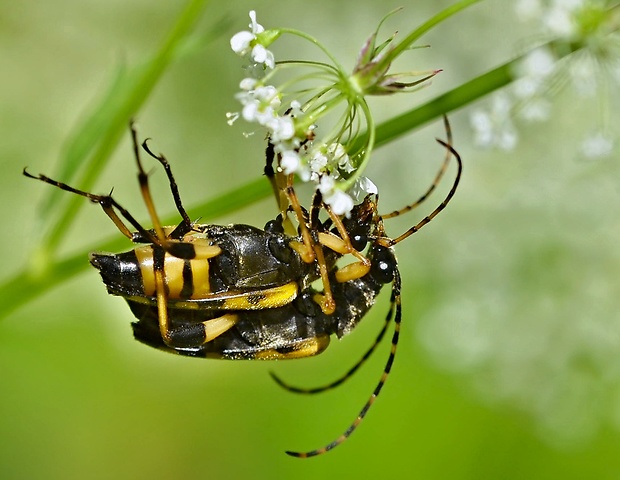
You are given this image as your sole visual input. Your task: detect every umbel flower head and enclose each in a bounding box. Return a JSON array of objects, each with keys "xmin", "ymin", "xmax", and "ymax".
[
  {"xmin": 228, "ymin": 9, "xmax": 440, "ymax": 215},
  {"xmin": 470, "ymin": 0, "xmax": 620, "ymax": 158}
]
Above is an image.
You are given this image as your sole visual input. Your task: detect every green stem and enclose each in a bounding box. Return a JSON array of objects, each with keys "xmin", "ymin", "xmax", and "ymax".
[
  {"xmin": 39, "ymin": 0, "xmax": 209, "ymax": 258},
  {"xmin": 370, "ymin": 57, "xmax": 515, "ymax": 150},
  {"xmin": 296, "ymin": 91, "xmax": 347, "ymax": 134},
  {"xmin": 3, "ymin": 177, "xmax": 271, "ymax": 320},
  {"xmin": 277, "ymin": 28, "xmax": 347, "ymax": 73},
  {"xmin": 0, "ymin": 37, "xmax": 595, "ymax": 321},
  {"xmin": 340, "ymin": 98, "xmax": 375, "ymax": 192},
  {"xmin": 387, "ymin": 0, "xmax": 484, "ymax": 65}
]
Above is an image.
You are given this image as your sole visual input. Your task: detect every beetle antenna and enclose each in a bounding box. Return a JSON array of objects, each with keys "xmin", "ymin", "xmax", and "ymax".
[
  {"xmin": 381, "ymin": 115, "xmax": 453, "ymax": 220},
  {"xmin": 285, "ymin": 271, "xmax": 402, "ymax": 458},
  {"xmin": 269, "ymin": 297, "xmax": 394, "ymax": 394},
  {"xmin": 380, "ymin": 136, "xmax": 462, "ymax": 247}
]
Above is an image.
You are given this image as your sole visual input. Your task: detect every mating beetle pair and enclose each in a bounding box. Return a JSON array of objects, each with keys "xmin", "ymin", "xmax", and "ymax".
[{"xmin": 24, "ymin": 117, "xmax": 461, "ymax": 457}]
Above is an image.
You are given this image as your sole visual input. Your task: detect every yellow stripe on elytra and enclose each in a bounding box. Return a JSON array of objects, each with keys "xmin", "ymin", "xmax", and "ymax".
[
  {"xmin": 134, "ymin": 241, "xmax": 222, "ymax": 299},
  {"xmin": 218, "ymin": 281, "xmax": 298, "ymax": 310},
  {"xmin": 189, "ymin": 257, "xmax": 211, "ymax": 298},
  {"xmin": 135, "ymin": 246, "xmax": 156, "ymax": 296},
  {"xmin": 253, "ymin": 335, "xmax": 331, "ymax": 360},
  {"xmin": 135, "ymin": 246, "xmax": 186, "ymax": 298},
  {"xmin": 126, "ymin": 279, "xmax": 299, "ymax": 311}
]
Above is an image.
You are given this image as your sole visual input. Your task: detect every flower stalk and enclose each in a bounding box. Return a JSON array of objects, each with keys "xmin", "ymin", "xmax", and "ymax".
[{"xmin": 229, "ymin": 1, "xmax": 481, "ymax": 214}]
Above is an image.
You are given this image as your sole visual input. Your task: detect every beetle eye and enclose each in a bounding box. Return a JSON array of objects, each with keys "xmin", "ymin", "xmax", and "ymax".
[
  {"xmin": 350, "ymin": 232, "xmax": 368, "ymax": 252},
  {"xmin": 370, "ymin": 246, "xmax": 395, "ymax": 284}
]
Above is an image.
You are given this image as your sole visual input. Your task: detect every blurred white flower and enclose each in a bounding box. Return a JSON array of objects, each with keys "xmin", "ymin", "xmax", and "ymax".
[
  {"xmin": 471, "ymin": 1, "xmax": 618, "ymax": 155},
  {"xmin": 517, "ymin": 97, "xmax": 552, "ymax": 121},
  {"xmin": 581, "ymin": 131, "xmax": 614, "ymax": 159},
  {"xmin": 513, "ymin": 47, "xmax": 557, "ymax": 99},
  {"xmin": 543, "ymin": 3, "xmax": 579, "ymax": 37},
  {"xmin": 515, "ymin": 0, "xmax": 543, "ymax": 20},
  {"xmin": 470, "ymin": 93, "xmax": 518, "ymax": 151}
]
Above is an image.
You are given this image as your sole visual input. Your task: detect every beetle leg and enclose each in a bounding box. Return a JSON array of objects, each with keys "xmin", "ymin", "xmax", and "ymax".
[
  {"xmin": 169, "ymin": 314, "xmax": 239, "ymax": 348},
  {"xmin": 265, "ymin": 138, "xmax": 342, "ymax": 315},
  {"xmin": 285, "ymin": 178, "xmax": 316, "ymax": 263},
  {"xmin": 264, "ymin": 141, "xmax": 287, "ymax": 213},
  {"xmin": 317, "ymin": 231, "xmax": 371, "ymax": 283},
  {"xmin": 309, "ymin": 242, "xmax": 336, "ymax": 315},
  {"xmin": 140, "ymin": 138, "xmax": 193, "ymax": 239},
  {"xmin": 265, "ymin": 141, "xmax": 297, "ymax": 236},
  {"xmin": 151, "ymin": 244, "xmax": 239, "ymax": 347},
  {"xmin": 152, "ymin": 246, "xmax": 173, "ymax": 344},
  {"xmin": 314, "ymin": 201, "xmax": 373, "ymax": 283},
  {"xmin": 22, "ymin": 168, "xmax": 158, "ymax": 243},
  {"xmin": 161, "ymin": 311, "xmax": 239, "ymax": 348},
  {"xmin": 264, "ymin": 141, "xmax": 339, "ymax": 314},
  {"xmin": 199, "ymin": 314, "xmax": 239, "ymax": 343},
  {"xmin": 284, "ymin": 178, "xmax": 339, "ymax": 315},
  {"xmin": 130, "ymin": 122, "xmax": 169, "ymax": 246}
]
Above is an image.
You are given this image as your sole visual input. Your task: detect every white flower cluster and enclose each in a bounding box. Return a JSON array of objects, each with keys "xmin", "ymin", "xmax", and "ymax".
[
  {"xmin": 229, "ymin": 11, "xmax": 378, "ymax": 216},
  {"xmin": 471, "ymin": 0, "xmax": 618, "ymax": 159},
  {"xmin": 470, "ymin": 93, "xmax": 518, "ymax": 151},
  {"xmin": 515, "ymin": 0, "xmax": 584, "ymax": 38},
  {"xmin": 230, "ymin": 10, "xmax": 274, "ymax": 69}
]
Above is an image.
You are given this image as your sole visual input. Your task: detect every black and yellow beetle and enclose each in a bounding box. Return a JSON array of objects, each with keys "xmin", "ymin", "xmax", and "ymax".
[
  {"xmin": 25, "ymin": 123, "xmax": 382, "ymax": 350},
  {"xmin": 24, "ymin": 118, "xmax": 462, "ymax": 457}
]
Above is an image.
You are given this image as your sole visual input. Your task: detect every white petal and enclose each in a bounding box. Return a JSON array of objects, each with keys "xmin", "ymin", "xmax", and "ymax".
[
  {"xmin": 309, "ymin": 151, "xmax": 328, "ymax": 173},
  {"xmin": 325, "ymin": 190, "xmax": 354, "ymax": 216},
  {"xmin": 239, "ymin": 77, "xmax": 257, "ymax": 91},
  {"xmin": 290, "ymin": 100, "xmax": 303, "ymax": 117},
  {"xmin": 252, "ymin": 44, "xmax": 268, "ymax": 63},
  {"xmin": 280, "ymin": 150, "xmax": 301, "ymax": 174},
  {"xmin": 263, "ymin": 49, "xmax": 275, "ymax": 69},
  {"xmin": 241, "ymin": 102, "xmax": 259, "ymax": 122},
  {"xmin": 318, "ymin": 174, "xmax": 335, "ymax": 194},
  {"xmin": 254, "ymin": 85, "xmax": 279, "ymax": 106},
  {"xmin": 272, "ymin": 116, "xmax": 295, "ymax": 142},
  {"xmin": 230, "ymin": 31, "xmax": 254, "ymax": 54},
  {"xmin": 249, "ymin": 10, "xmax": 264, "ymax": 34}
]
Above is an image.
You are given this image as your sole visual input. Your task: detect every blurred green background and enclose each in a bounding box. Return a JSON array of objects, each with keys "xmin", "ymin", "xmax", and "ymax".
[{"xmin": 2, "ymin": 0, "xmax": 620, "ymax": 478}]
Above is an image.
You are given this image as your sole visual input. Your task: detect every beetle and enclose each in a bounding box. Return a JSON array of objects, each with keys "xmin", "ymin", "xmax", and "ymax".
[
  {"xmin": 24, "ymin": 122, "xmax": 383, "ymax": 347},
  {"xmin": 24, "ymin": 123, "xmax": 341, "ymax": 350},
  {"xmin": 126, "ymin": 156, "xmax": 461, "ymax": 458},
  {"xmin": 24, "ymin": 118, "xmax": 462, "ymax": 457}
]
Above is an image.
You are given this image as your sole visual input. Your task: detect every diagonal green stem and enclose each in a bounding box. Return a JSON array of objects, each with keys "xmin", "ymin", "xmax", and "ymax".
[
  {"xmin": 2, "ymin": 177, "xmax": 271, "ymax": 320},
  {"xmin": 389, "ymin": 0, "xmax": 484, "ymax": 60},
  {"xmin": 1, "ymin": 28, "xmax": 601, "ymax": 321},
  {"xmin": 38, "ymin": 0, "xmax": 210, "ymax": 258}
]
